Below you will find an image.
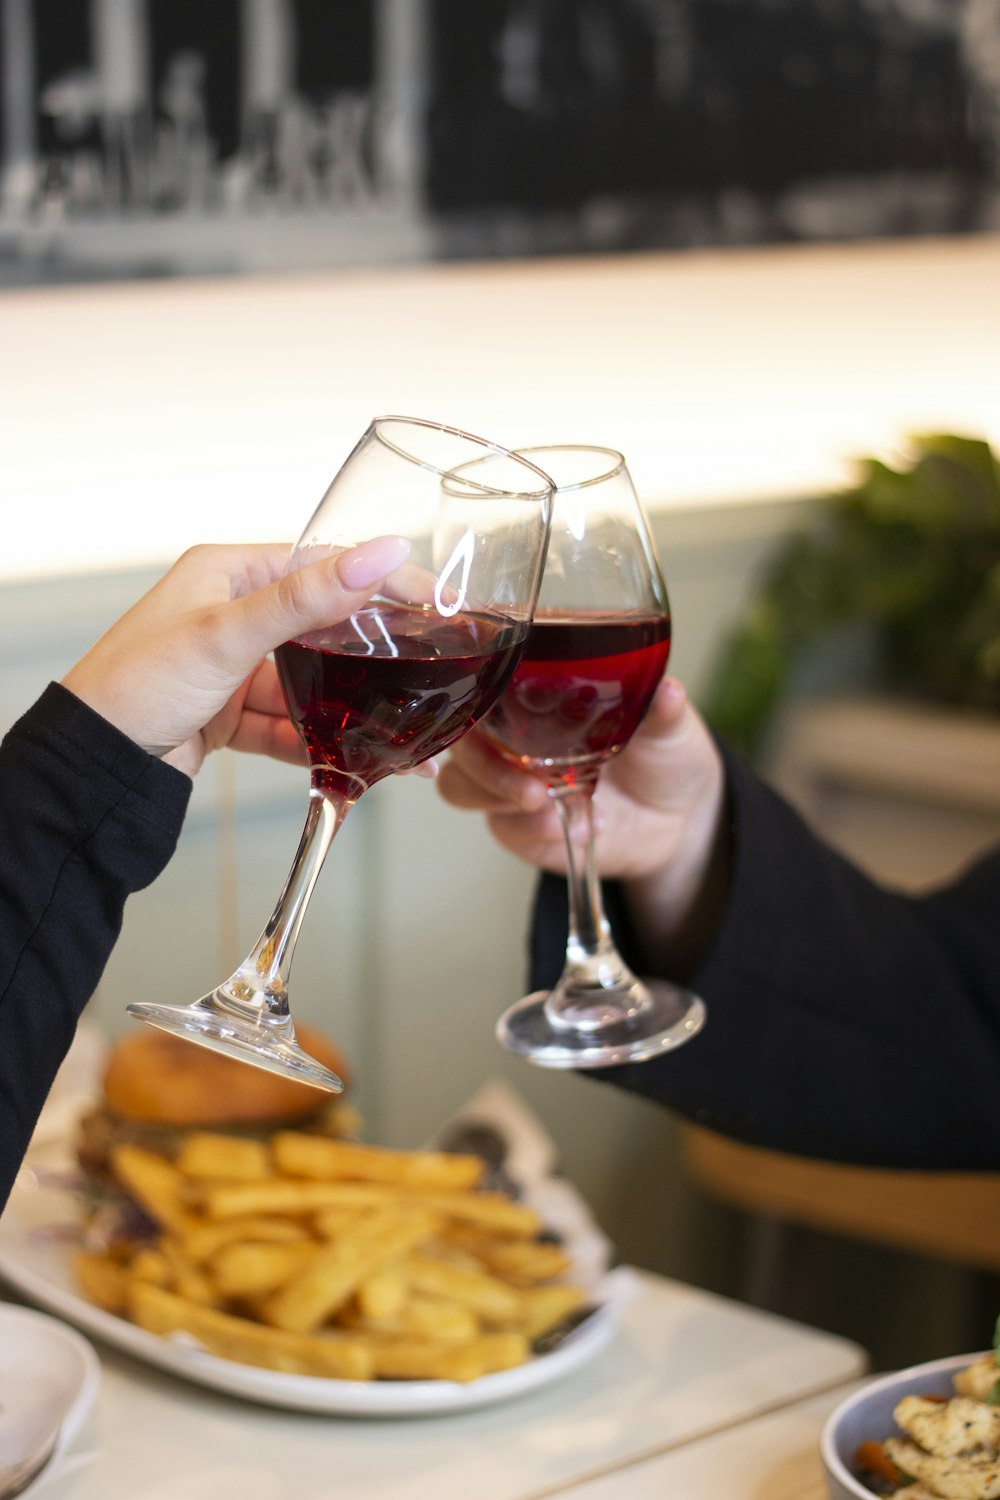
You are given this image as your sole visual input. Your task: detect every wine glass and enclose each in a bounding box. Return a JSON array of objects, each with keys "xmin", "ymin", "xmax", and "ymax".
[
  {"xmin": 127, "ymin": 417, "xmax": 554, "ymax": 1091},
  {"xmin": 477, "ymin": 445, "xmax": 707, "ymax": 1069}
]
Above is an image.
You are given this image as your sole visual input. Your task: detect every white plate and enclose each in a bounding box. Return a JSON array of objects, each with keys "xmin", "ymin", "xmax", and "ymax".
[
  {"xmin": 0, "ymin": 1151, "xmax": 617, "ymax": 1418},
  {"xmin": 0, "ymin": 1303, "xmax": 100, "ymax": 1494}
]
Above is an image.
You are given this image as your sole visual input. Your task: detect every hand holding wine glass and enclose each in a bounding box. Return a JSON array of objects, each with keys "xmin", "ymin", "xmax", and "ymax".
[
  {"xmin": 438, "ymin": 674, "xmax": 730, "ymax": 981},
  {"xmin": 127, "ymin": 417, "xmax": 553, "ymax": 1091},
  {"xmin": 61, "ymin": 537, "xmax": 414, "ymax": 779},
  {"xmin": 471, "ymin": 445, "xmax": 707, "ymax": 1068}
]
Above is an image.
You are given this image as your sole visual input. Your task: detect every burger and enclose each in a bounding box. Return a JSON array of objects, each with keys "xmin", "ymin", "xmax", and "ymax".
[{"xmin": 75, "ymin": 1024, "xmax": 356, "ymax": 1243}]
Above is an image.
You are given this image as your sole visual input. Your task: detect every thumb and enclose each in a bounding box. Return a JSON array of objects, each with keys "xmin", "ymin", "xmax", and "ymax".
[
  {"xmin": 609, "ymin": 676, "xmax": 713, "ymax": 812},
  {"xmin": 212, "ymin": 535, "xmax": 411, "ymax": 676},
  {"xmin": 637, "ymin": 675, "xmax": 689, "ymax": 739}
]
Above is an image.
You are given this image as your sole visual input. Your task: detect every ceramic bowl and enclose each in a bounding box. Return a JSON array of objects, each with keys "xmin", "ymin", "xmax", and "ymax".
[{"xmin": 820, "ymin": 1350, "xmax": 986, "ymax": 1500}]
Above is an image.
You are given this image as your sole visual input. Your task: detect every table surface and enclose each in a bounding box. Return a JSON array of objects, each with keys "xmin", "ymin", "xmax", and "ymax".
[
  {"xmin": 20, "ymin": 1268, "xmax": 866, "ymax": 1500},
  {"xmin": 558, "ymin": 1382, "xmax": 868, "ymax": 1500}
]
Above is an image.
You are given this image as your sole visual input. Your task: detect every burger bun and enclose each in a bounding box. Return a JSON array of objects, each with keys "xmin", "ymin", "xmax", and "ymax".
[{"xmin": 101, "ymin": 1024, "xmax": 350, "ymax": 1129}]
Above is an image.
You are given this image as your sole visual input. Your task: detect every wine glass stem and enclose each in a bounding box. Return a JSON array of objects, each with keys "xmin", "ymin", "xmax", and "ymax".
[
  {"xmin": 220, "ymin": 774, "xmax": 354, "ymax": 1022},
  {"xmin": 551, "ymin": 780, "xmax": 635, "ymax": 1013}
]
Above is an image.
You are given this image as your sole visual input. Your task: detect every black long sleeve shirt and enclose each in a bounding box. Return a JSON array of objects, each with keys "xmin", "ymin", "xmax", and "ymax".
[
  {"xmin": 0, "ymin": 685, "xmax": 191, "ymax": 1209},
  {"xmin": 530, "ymin": 747, "xmax": 1000, "ymax": 1169}
]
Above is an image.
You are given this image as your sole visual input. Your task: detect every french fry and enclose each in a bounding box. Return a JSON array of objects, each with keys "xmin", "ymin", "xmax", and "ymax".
[
  {"xmin": 211, "ymin": 1239, "xmax": 318, "ymax": 1299},
  {"xmin": 368, "ymin": 1331, "xmax": 530, "ymax": 1383},
  {"xmin": 369, "ymin": 1294, "xmax": 480, "ymax": 1343},
  {"xmin": 179, "ymin": 1214, "xmax": 311, "ymax": 1264},
  {"xmin": 510, "ymin": 1283, "xmax": 587, "ymax": 1339},
  {"xmin": 418, "ymin": 1236, "xmax": 485, "ymax": 1274},
  {"xmin": 273, "ymin": 1132, "xmax": 484, "ymax": 1190},
  {"xmin": 354, "ymin": 1266, "xmax": 409, "ymax": 1322},
  {"xmin": 175, "ymin": 1132, "xmax": 272, "ymax": 1182},
  {"xmin": 129, "ymin": 1246, "xmax": 172, "ymax": 1287},
  {"xmin": 262, "ymin": 1207, "xmax": 438, "ymax": 1334},
  {"xmin": 450, "ymin": 1232, "xmax": 573, "ymax": 1286},
  {"xmin": 111, "ymin": 1143, "xmax": 201, "ymax": 1235},
  {"xmin": 158, "ymin": 1236, "xmax": 217, "ymax": 1305},
  {"xmin": 404, "ymin": 1251, "xmax": 521, "ymax": 1323},
  {"xmin": 311, "ymin": 1204, "xmax": 376, "ymax": 1240},
  {"xmin": 195, "ymin": 1179, "xmax": 379, "ymax": 1220},
  {"xmin": 415, "ymin": 1189, "xmax": 541, "ymax": 1239},
  {"xmin": 197, "ymin": 1177, "xmax": 541, "ymax": 1240},
  {"xmin": 74, "ymin": 1251, "xmax": 130, "ymax": 1314},
  {"xmin": 128, "ymin": 1281, "xmax": 375, "ymax": 1380}
]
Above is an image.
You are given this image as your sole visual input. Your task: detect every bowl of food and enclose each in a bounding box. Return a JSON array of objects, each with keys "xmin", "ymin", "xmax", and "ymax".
[{"xmin": 821, "ymin": 1339, "xmax": 1000, "ymax": 1499}]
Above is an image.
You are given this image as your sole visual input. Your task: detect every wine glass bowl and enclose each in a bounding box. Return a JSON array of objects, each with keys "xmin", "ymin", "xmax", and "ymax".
[
  {"xmin": 128, "ymin": 417, "xmax": 554, "ymax": 1090},
  {"xmin": 477, "ymin": 445, "xmax": 707, "ymax": 1069}
]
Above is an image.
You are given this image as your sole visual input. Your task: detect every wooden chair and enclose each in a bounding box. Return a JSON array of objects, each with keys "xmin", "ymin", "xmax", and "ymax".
[{"xmin": 682, "ymin": 1127, "xmax": 1000, "ymax": 1299}]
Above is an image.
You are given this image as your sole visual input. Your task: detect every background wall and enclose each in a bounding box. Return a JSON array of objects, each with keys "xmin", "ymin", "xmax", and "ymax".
[{"xmin": 2, "ymin": 0, "xmax": 999, "ymax": 285}]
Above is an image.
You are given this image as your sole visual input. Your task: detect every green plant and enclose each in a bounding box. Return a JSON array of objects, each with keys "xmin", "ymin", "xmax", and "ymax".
[{"xmin": 701, "ymin": 433, "xmax": 1000, "ymax": 758}]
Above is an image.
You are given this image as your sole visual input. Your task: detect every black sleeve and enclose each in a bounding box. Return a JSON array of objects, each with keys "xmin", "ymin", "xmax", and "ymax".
[
  {"xmin": 529, "ymin": 745, "xmax": 1000, "ymax": 1170},
  {"xmin": 0, "ymin": 684, "xmax": 192, "ymax": 1207}
]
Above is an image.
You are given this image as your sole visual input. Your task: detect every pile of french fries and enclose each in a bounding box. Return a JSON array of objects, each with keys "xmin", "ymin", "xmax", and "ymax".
[{"xmin": 74, "ymin": 1131, "xmax": 587, "ymax": 1383}]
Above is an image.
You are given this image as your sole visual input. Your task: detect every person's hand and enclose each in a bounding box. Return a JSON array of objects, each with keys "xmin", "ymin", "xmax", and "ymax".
[
  {"xmin": 61, "ymin": 536, "xmax": 410, "ymax": 779},
  {"xmin": 438, "ymin": 677, "xmax": 730, "ymax": 976}
]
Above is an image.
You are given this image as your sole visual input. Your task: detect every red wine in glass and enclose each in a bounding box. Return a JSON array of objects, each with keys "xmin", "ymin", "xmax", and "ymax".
[
  {"xmin": 276, "ymin": 606, "xmax": 525, "ymax": 793},
  {"xmin": 481, "ymin": 611, "xmax": 671, "ymax": 788},
  {"xmin": 488, "ymin": 442, "xmax": 705, "ymax": 1070}
]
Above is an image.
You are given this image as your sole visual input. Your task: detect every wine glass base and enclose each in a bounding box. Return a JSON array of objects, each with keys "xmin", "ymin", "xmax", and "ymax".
[
  {"xmin": 496, "ymin": 981, "xmax": 706, "ymax": 1069},
  {"xmin": 126, "ymin": 1000, "xmax": 345, "ymax": 1093}
]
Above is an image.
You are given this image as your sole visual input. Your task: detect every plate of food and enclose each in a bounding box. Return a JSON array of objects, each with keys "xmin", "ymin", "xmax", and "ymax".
[
  {"xmin": 821, "ymin": 1328, "xmax": 1000, "ymax": 1499},
  {"xmin": 0, "ymin": 1027, "xmax": 617, "ymax": 1416}
]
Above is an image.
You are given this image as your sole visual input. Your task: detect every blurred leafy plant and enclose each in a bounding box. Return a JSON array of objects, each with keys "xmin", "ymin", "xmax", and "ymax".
[{"xmin": 701, "ymin": 434, "xmax": 1000, "ymax": 758}]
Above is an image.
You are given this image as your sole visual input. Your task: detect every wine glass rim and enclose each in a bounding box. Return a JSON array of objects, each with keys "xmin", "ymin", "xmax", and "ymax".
[
  {"xmin": 371, "ymin": 415, "xmax": 554, "ymax": 500},
  {"xmin": 511, "ymin": 444, "xmax": 627, "ymax": 491}
]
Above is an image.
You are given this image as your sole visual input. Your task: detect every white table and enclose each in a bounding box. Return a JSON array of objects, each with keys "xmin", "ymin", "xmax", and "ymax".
[
  {"xmin": 559, "ymin": 1383, "xmax": 866, "ymax": 1500},
  {"xmin": 24, "ymin": 1269, "xmax": 865, "ymax": 1500}
]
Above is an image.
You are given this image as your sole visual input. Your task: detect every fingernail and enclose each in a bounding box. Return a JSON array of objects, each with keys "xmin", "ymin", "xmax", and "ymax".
[{"xmin": 336, "ymin": 535, "xmax": 410, "ymax": 591}]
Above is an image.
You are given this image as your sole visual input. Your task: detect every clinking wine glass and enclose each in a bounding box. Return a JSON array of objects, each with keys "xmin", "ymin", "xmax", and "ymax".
[
  {"xmin": 477, "ymin": 445, "xmax": 707, "ymax": 1069},
  {"xmin": 128, "ymin": 417, "xmax": 554, "ymax": 1091}
]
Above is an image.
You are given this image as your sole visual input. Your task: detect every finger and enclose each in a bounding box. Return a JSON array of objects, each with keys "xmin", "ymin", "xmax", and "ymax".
[
  {"xmin": 446, "ymin": 731, "xmax": 549, "ymax": 807},
  {"xmin": 437, "ymin": 758, "xmax": 511, "ymax": 812},
  {"xmin": 381, "ymin": 559, "xmax": 444, "ymax": 608},
  {"xmin": 636, "ymin": 675, "xmax": 689, "ymax": 736},
  {"xmin": 606, "ymin": 675, "xmax": 719, "ymax": 815},
  {"xmin": 208, "ymin": 536, "xmax": 411, "ymax": 678},
  {"xmin": 209, "ymin": 543, "xmax": 298, "ymax": 597},
  {"xmin": 399, "ymin": 758, "xmax": 440, "ymax": 780},
  {"xmin": 227, "ymin": 712, "xmax": 309, "ymax": 765},
  {"xmin": 242, "ymin": 660, "xmax": 288, "ymax": 715},
  {"xmin": 158, "ymin": 543, "xmax": 296, "ymax": 608},
  {"xmin": 438, "ymin": 748, "xmax": 548, "ymax": 813},
  {"xmin": 485, "ymin": 807, "xmax": 566, "ymax": 870}
]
